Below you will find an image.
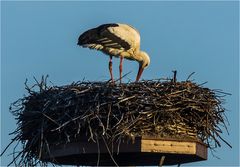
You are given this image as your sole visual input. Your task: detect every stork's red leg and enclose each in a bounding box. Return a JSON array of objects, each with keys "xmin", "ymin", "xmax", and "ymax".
[
  {"xmin": 109, "ymin": 56, "xmax": 114, "ymax": 83},
  {"xmin": 119, "ymin": 56, "xmax": 123, "ymax": 84}
]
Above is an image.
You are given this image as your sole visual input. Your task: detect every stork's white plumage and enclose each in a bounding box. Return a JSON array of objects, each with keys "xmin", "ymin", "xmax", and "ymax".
[{"xmin": 77, "ymin": 23, "xmax": 150, "ymax": 83}]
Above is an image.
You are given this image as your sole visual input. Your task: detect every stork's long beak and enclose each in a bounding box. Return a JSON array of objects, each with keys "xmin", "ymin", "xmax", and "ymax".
[{"xmin": 136, "ymin": 66, "xmax": 144, "ymax": 82}]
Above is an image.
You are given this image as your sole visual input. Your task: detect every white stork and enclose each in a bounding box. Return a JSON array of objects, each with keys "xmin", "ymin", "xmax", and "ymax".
[{"xmin": 77, "ymin": 23, "xmax": 150, "ymax": 83}]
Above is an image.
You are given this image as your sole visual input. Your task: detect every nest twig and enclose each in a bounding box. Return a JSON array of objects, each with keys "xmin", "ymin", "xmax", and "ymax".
[{"xmin": 3, "ymin": 74, "xmax": 231, "ymax": 166}]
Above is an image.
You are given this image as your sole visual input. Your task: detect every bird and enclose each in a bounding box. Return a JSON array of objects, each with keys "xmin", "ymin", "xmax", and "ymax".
[{"xmin": 77, "ymin": 23, "xmax": 150, "ymax": 83}]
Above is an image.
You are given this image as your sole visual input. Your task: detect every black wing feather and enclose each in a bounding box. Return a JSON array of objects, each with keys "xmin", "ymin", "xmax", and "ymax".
[{"xmin": 78, "ymin": 23, "xmax": 131, "ymax": 50}]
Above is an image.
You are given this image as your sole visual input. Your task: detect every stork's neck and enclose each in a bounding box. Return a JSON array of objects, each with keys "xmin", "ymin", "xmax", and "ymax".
[
  {"xmin": 135, "ymin": 50, "xmax": 150, "ymax": 68},
  {"xmin": 135, "ymin": 50, "xmax": 144, "ymax": 62}
]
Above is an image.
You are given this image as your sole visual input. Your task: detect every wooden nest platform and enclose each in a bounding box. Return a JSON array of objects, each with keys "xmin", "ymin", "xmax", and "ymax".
[
  {"xmin": 43, "ymin": 136, "xmax": 207, "ymax": 166},
  {"xmin": 7, "ymin": 76, "xmax": 231, "ymax": 166}
]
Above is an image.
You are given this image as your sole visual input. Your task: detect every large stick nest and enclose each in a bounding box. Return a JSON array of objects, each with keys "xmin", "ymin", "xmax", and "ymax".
[{"xmin": 5, "ymin": 75, "xmax": 231, "ymax": 166}]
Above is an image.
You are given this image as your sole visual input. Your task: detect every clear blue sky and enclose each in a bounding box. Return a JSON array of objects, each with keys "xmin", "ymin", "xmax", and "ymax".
[{"xmin": 1, "ymin": 1, "xmax": 239, "ymax": 166}]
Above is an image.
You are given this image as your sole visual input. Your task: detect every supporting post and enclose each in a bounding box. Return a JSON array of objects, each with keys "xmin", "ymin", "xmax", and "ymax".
[{"xmin": 159, "ymin": 155, "xmax": 165, "ymax": 167}]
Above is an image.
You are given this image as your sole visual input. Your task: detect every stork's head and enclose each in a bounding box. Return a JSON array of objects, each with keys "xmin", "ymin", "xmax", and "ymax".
[{"xmin": 136, "ymin": 51, "xmax": 150, "ymax": 81}]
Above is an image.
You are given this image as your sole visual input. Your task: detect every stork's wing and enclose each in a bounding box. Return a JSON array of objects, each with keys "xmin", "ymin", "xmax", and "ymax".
[
  {"xmin": 78, "ymin": 23, "xmax": 140, "ymax": 52},
  {"xmin": 104, "ymin": 23, "xmax": 141, "ymax": 50}
]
